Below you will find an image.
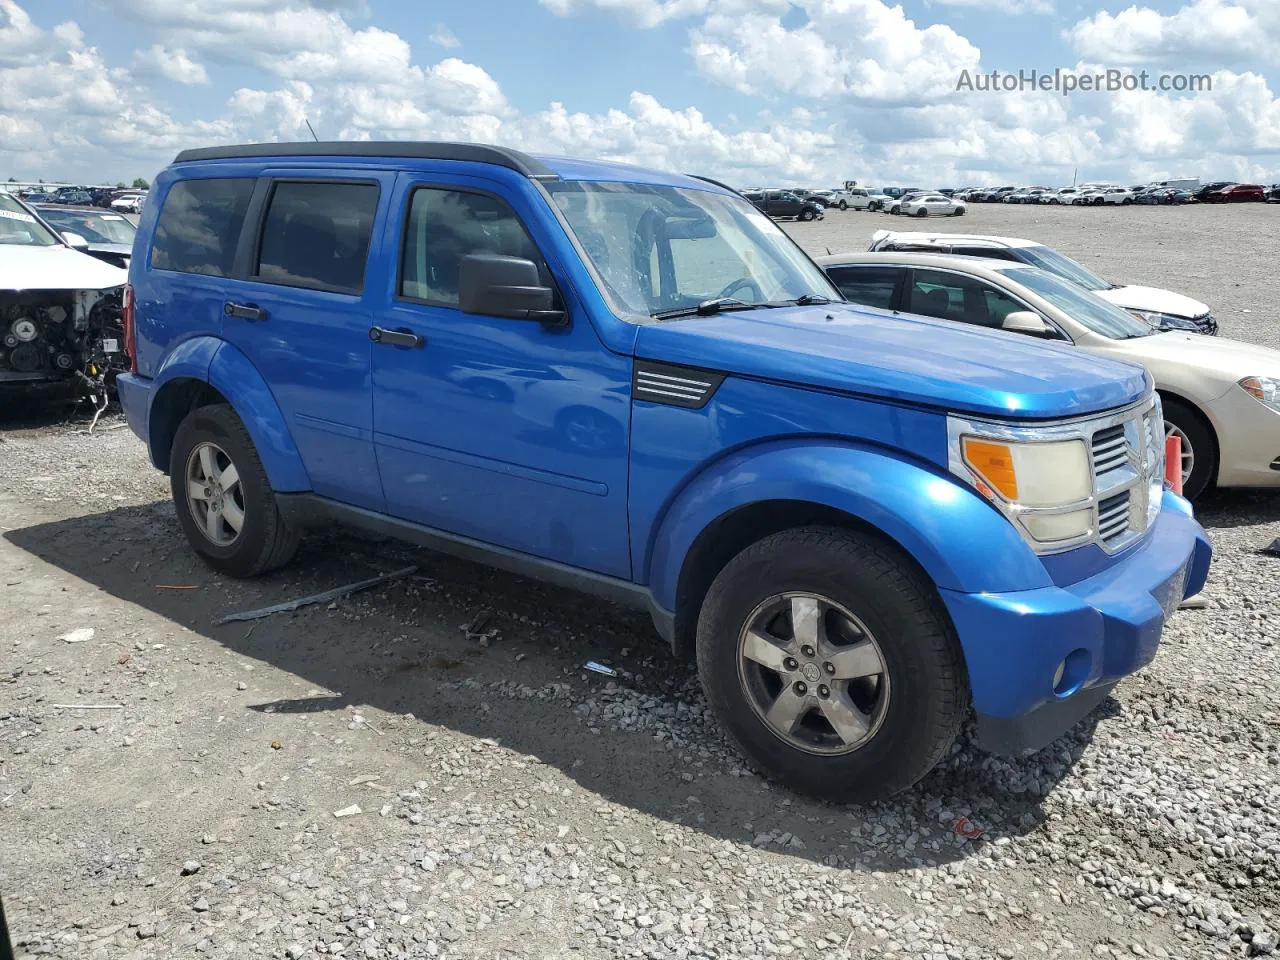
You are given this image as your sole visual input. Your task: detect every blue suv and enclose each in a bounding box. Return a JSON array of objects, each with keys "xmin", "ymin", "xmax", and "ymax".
[{"xmin": 117, "ymin": 142, "xmax": 1211, "ymax": 802}]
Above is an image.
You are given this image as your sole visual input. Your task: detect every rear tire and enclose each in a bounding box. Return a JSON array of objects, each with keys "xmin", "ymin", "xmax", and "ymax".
[
  {"xmin": 170, "ymin": 403, "xmax": 300, "ymax": 578},
  {"xmin": 799, "ymin": 208, "xmax": 815, "ymax": 222},
  {"xmin": 1161, "ymin": 397, "xmax": 1216, "ymax": 501},
  {"xmin": 915, "ymin": 208, "xmax": 928, "ymax": 218},
  {"xmin": 695, "ymin": 526, "xmax": 967, "ymax": 803},
  {"xmin": 838, "ymin": 200, "xmax": 848, "ymax": 210}
]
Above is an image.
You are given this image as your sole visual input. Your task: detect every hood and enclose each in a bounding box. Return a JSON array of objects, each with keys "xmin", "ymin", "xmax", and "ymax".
[
  {"xmin": 1107, "ymin": 330, "xmax": 1280, "ymax": 384},
  {"xmin": 0, "ymin": 244, "xmax": 128, "ymax": 291},
  {"xmin": 1097, "ymin": 285, "xmax": 1210, "ymax": 320},
  {"xmin": 635, "ymin": 303, "xmax": 1150, "ymax": 420}
]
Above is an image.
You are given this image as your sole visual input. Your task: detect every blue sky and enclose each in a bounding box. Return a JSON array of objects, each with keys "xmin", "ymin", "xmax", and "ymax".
[{"xmin": 3, "ymin": 0, "xmax": 1278, "ymax": 187}]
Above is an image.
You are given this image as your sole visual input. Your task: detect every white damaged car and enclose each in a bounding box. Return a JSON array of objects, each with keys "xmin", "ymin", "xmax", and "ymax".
[{"xmin": 1, "ymin": 191, "xmax": 128, "ymax": 396}]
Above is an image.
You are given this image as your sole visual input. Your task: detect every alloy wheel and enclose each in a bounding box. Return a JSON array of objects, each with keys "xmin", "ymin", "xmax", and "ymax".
[
  {"xmin": 736, "ymin": 593, "xmax": 890, "ymax": 756},
  {"xmin": 186, "ymin": 441, "xmax": 246, "ymax": 546}
]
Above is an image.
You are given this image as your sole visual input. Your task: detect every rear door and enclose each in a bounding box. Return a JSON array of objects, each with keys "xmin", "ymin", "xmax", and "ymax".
[{"xmin": 217, "ymin": 170, "xmax": 393, "ymax": 511}]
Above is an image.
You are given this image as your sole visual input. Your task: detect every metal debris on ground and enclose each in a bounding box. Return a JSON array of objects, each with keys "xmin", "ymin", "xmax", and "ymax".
[
  {"xmin": 213, "ymin": 566, "xmax": 417, "ymax": 625},
  {"xmin": 58, "ymin": 627, "xmax": 95, "ymax": 643},
  {"xmin": 155, "ymin": 584, "xmax": 199, "ymax": 591},
  {"xmin": 951, "ymin": 816, "xmax": 985, "ymax": 841},
  {"xmin": 584, "ymin": 661, "xmax": 618, "ymax": 677},
  {"xmin": 463, "ymin": 612, "xmax": 499, "ymax": 647},
  {"xmin": 1179, "ymin": 595, "xmax": 1208, "ymax": 609}
]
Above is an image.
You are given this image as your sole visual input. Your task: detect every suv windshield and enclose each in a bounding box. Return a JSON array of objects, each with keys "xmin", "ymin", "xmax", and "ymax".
[
  {"xmin": 1000, "ymin": 266, "xmax": 1154, "ymax": 339},
  {"xmin": 0, "ymin": 194, "xmax": 60, "ymax": 247},
  {"xmin": 546, "ymin": 181, "xmax": 838, "ymax": 319},
  {"xmin": 1018, "ymin": 244, "xmax": 1112, "ymax": 291}
]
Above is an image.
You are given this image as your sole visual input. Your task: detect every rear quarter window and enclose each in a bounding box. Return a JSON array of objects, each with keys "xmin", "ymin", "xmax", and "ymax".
[{"xmin": 150, "ymin": 178, "xmax": 254, "ymax": 277}]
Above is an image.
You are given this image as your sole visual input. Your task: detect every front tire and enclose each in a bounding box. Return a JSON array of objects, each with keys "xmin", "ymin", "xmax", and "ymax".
[
  {"xmin": 1161, "ymin": 397, "xmax": 1216, "ymax": 501},
  {"xmin": 170, "ymin": 404, "xmax": 300, "ymax": 578},
  {"xmin": 696, "ymin": 526, "xmax": 967, "ymax": 803}
]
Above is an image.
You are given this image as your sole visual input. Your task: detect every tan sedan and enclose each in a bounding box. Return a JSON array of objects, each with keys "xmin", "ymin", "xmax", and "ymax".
[{"xmin": 819, "ymin": 252, "xmax": 1280, "ymax": 499}]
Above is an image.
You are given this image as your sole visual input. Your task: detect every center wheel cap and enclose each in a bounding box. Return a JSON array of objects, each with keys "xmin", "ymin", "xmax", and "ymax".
[{"xmin": 801, "ymin": 663, "xmax": 821, "ymax": 683}]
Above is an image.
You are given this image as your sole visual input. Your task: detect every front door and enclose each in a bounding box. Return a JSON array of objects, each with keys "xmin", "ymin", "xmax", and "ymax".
[{"xmin": 369, "ymin": 174, "xmax": 632, "ymax": 578}]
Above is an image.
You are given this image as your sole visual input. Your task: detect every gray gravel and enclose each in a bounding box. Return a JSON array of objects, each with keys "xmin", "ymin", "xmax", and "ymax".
[{"xmin": 2, "ymin": 203, "xmax": 1279, "ymax": 959}]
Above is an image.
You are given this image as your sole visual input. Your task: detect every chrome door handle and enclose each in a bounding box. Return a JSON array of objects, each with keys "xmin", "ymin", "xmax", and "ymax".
[
  {"xmin": 369, "ymin": 326, "xmax": 425, "ymax": 348},
  {"xmin": 224, "ymin": 302, "xmax": 266, "ymax": 321}
]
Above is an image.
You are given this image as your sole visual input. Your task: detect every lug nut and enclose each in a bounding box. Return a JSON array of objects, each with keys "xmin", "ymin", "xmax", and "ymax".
[
  {"xmin": 784, "ymin": 657, "xmax": 799, "ymax": 671},
  {"xmin": 818, "ymin": 684, "xmax": 830, "ymax": 698},
  {"xmin": 823, "ymin": 661, "xmax": 835, "ymax": 674},
  {"xmin": 801, "ymin": 644, "xmax": 816, "ymax": 658},
  {"xmin": 794, "ymin": 681, "xmax": 808, "ymax": 695}
]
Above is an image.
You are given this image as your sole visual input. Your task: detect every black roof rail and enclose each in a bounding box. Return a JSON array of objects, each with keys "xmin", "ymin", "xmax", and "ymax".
[
  {"xmin": 172, "ymin": 141, "xmax": 559, "ymax": 180},
  {"xmin": 688, "ymin": 174, "xmax": 744, "ymax": 197}
]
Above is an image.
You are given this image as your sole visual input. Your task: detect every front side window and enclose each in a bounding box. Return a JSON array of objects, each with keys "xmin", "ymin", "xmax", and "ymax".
[
  {"xmin": 400, "ymin": 188, "xmax": 547, "ymax": 306},
  {"xmin": 906, "ymin": 269, "xmax": 1011, "ymax": 328},
  {"xmin": 256, "ymin": 181, "xmax": 378, "ymax": 294},
  {"xmin": 546, "ymin": 180, "xmax": 838, "ymax": 319},
  {"xmin": 152, "ymin": 178, "xmax": 254, "ymax": 277},
  {"xmin": 826, "ymin": 266, "xmax": 903, "ymax": 310},
  {"xmin": 0, "ymin": 193, "xmax": 60, "ymax": 247}
]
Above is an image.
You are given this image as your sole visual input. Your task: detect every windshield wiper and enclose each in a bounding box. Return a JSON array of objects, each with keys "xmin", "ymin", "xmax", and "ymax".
[
  {"xmin": 779, "ymin": 294, "xmax": 834, "ymax": 306},
  {"xmin": 651, "ymin": 297, "xmax": 766, "ymax": 320}
]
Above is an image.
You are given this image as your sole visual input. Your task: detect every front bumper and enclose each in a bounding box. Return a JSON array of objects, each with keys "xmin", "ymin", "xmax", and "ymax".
[
  {"xmin": 940, "ymin": 493, "xmax": 1211, "ymax": 755},
  {"xmin": 1204, "ymin": 385, "xmax": 1280, "ymax": 488}
]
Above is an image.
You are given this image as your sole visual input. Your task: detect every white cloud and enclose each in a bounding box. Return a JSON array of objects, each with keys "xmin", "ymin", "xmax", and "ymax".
[
  {"xmin": 691, "ymin": 1, "xmax": 980, "ymax": 105},
  {"xmin": 1067, "ymin": 0, "xmax": 1280, "ymax": 66},
  {"xmin": 930, "ymin": 0, "xmax": 1052, "ymax": 12},
  {"xmin": 540, "ymin": 0, "xmax": 713, "ymax": 28},
  {"xmin": 132, "ymin": 44, "xmax": 209, "ymax": 85},
  {"xmin": 430, "ymin": 23, "xmax": 460, "ymax": 48}
]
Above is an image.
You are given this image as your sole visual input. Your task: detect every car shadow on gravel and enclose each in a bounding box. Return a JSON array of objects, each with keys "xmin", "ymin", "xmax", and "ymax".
[{"xmin": 7, "ymin": 502, "xmax": 1104, "ymax": 874}]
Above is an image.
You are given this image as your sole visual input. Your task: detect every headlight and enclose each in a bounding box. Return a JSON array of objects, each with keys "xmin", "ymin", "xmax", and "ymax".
[
  {"xmin": 1127, "ymin": 309, "xmax": 1199, "ymax": 332},
  {"xmin": 961, "ymin": 437, "xmax": 1091, "ymax": 506},
  {"xmin": 1240, "ymin": 376, "xmax": 1280, "ymax": 413}
]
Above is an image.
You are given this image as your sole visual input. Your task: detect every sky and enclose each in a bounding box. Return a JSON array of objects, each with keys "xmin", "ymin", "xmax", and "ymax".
[{"xmin": 1, "ymin": 0, "xmax": 1278, "ymax": 189}]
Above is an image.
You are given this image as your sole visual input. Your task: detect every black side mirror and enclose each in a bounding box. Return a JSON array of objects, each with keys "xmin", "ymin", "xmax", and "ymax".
[{"xmin": 458, "ymin": 254, "xmax": 566, "ymax": 326}]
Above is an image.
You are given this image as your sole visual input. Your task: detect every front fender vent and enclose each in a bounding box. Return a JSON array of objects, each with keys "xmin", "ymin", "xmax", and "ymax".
[{"xmin": 632, "ymin": 362, "xmax": 724, "ymax": 410}]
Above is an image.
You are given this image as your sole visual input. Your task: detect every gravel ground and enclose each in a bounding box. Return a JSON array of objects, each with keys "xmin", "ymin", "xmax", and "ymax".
[{"xmin": 2, "ymin": 204, "xmax": 1280, "ymax": 960}]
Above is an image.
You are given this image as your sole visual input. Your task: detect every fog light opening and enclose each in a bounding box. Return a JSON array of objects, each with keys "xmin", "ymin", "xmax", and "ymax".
[{"xmin": 1052, "ymin": 649, "xmax": 1091, "ymax": 698}]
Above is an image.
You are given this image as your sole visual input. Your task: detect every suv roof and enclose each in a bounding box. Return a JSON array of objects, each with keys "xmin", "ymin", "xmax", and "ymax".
[
  {"xmin": 171, "ymin": 140, "xmax": 726, "ymax": 193},
  {"xmin": 870, "ymin": 232, "xmax": 1039, "ymax": 249}
]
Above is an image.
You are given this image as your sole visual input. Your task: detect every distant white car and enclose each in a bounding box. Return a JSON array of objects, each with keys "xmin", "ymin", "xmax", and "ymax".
[
  {"xmin": 1043, "ymin": 188, "xmax": 1078, "ymax": 204},
  {"xmin": 110, "ymin": 193, "xmax": 146, "ymax": 214},
  {"xmin": 898, "ymin": 194, "xmax": 966, "ymax": 217},
  {"xmin": 1100, "ymin": 187, "xmax": 1135, "ymax": 205},
  {"xmin": 1068, "ymin": 189, "xmax": 1105, "ymax": 206},
  {"xmin": 829, "ymin": 187, "xmax": 874, "ymax": 211}
]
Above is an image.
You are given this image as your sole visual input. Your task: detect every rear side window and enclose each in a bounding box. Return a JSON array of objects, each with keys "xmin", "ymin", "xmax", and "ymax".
[
  {"xmin": 399, "ymin": 188, "xmax": 546, "ymax": 306},
  {"xmin": 825, "ymin": 266, "xmax": 903, "ymax": 309},
  {"xmin": 256, "ymin": 182, "xmax": 379, "ymax": 294},
  {"xmin": 151, "ymin": 178, "xmax": 254, "ymax": 277}
]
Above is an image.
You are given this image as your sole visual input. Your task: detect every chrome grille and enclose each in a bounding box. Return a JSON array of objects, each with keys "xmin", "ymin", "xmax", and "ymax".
[
  {"xmin": 1091, "ymin": 424, "xmax": 1127, "ymax": 474},
  {"xmin": 1097, "ymin": 491, "xmax": 1131, "ymax": 543}
]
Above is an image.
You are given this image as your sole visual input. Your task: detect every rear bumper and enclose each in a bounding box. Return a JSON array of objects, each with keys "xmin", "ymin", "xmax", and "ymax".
[
  {"xmin": 940, "ymin": 493, "xmax": 1211, "ymax": 755},
  {"xmin": 115, "ymin": 372, "xmax": 154, "ymax": 451}
]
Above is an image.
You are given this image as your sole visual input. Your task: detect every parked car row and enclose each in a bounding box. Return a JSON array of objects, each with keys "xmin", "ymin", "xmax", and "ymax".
[
  {"xmin": 950, "ymin": 180, "xmax": 1274, "ymax": 206},
  {"xmin": 10, "ymin": 185, "xmax": 148, "ymax": 212}
]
